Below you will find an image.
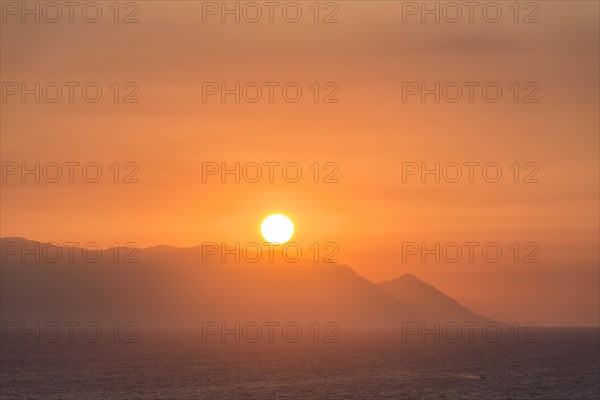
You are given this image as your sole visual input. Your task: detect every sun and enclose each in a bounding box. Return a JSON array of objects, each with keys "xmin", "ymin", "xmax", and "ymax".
[{"xmin": 261, "ymin": 214, "xmax": 294, "ymax": 244}]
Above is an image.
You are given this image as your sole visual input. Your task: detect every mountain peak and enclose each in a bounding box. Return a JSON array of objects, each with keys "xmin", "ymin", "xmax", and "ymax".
[
  {"xmin": 397, "ymin": 272, "xmax": 419, "ymax": 281},
  {"xmin": 378, "ymin": 272, "xmax": 423, "ymax": 285},
  {"xmin": 377, "ymin": 273, "xmax": 491, "ymax": 324}
]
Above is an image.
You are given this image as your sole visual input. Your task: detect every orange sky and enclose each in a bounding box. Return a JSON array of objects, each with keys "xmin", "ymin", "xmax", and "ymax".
[{"xmin": 1, "ymin": 1, "xmax": 598, "ymax": 326}]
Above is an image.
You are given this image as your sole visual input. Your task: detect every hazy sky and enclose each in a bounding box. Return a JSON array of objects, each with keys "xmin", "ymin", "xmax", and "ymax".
[{"xmin": 1, "ymin": 1, "xmax": 598, "ymax": 326}]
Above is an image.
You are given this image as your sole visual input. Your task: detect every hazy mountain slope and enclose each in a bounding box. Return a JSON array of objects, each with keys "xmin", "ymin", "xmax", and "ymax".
[
  {"xmin": 377, "ymin": 273, "xmax": 493, "ymax": 323},
  {"xmin": 0, "ymin": 238, "xmax": 492, "ymax": 329}
]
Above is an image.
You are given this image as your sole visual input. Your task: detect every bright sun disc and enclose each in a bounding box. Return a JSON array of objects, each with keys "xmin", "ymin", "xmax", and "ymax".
[{"xmin": 261, "ymin": 214, "xmax": 294, "ymax": 244}]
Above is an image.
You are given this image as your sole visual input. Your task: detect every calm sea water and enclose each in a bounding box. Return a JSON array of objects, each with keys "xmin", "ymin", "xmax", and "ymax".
[{"xmin": 1, "ymin": 328, "xmax": 598, "ymax": 399}]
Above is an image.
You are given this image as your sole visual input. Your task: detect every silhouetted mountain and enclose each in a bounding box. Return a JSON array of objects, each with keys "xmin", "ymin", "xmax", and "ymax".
[
  {"xmin": 0, "ymin": 238, "xmax": 494, "ymax": 329},
  {"xmin": 377, "ymin": 273, "xmax": 492, "ymax": 323}
]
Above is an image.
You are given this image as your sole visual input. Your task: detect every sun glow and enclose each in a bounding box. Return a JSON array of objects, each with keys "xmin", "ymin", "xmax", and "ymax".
[{"xmin": 260, "ymin": 214, "xmax": 294, "ymax": 244}]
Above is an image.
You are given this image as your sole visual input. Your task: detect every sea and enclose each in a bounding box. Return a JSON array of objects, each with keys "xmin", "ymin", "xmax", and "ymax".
[{"xmin": 1, "ymin": 328, "xmax": 598, "ymax": 399}]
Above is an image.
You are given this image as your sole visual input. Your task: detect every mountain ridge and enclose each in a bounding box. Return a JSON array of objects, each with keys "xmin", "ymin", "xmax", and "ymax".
[{"xmin": 0, "ymin": 238, "xmax": 496, "ymax": 329}]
